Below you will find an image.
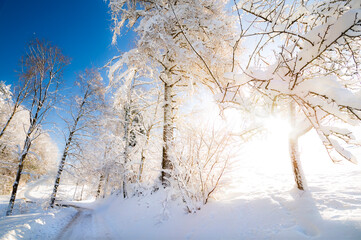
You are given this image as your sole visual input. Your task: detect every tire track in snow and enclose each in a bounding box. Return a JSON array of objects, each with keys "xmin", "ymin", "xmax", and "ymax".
[
  {"xmin": 56, "ymin": 209, "xmax": 84, "ymax": 240},
  {"xmin": 56, "ymin": 208, "xmax": 115, "ymax": 240}
]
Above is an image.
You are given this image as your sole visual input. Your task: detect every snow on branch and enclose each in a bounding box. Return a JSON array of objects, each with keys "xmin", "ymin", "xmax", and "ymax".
[{"xmin": 294, "ymin": 8, "xmax": 361, "ymax": 73}]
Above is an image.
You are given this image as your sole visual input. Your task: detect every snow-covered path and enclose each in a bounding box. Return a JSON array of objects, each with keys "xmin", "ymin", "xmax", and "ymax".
[
  {"xmin": 56, "ymin": 210, "xmax": 97, "ymax": 240},
  {"xmin": 55, "ymin": 204, "xmax": 118, "ymax": 240}
]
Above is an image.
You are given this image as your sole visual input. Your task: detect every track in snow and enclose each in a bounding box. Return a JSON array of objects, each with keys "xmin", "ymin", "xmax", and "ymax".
[{"xmin": 56, "ymin": 209, "xmax": 116, "ymax": 240}]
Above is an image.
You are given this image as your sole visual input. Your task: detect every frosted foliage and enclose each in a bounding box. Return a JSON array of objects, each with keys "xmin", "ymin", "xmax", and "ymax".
[
  {"xmin": 223, "ymin": 0, "xmax": 361, "ymax": 164},
  {"xmin": 0, "ymin": 82, "xmax": 11, "ymax": 103},
  {"xmin": 107, "ymin": 0, "xmax": 239, "ymax": 90},
  {"xmin": 69, "ymin": 82, "xmax": 162, "ymax": 198},
  {"xmin": 0, "ymin": 83, "xmax": 11, "ymax": 123},
  {"xmin": 171, "ymin": 114, "xmax": 236, "ymax": 212},
  {"xmin": 101, "ymin": 0, "xmax": 360, "ymax": 206},
  {"xmin": 0, "ymin": 104, "xmax": 58, "ymax": 194},
  {"xmin": 104, "ymin": 0, "xmax": 241, "ymax": 202}
]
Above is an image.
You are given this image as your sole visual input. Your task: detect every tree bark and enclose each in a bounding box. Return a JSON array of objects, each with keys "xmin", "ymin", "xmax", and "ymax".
[
  {"xmin": 103, "ymin": 173, "xmax": 109, "ymax": 198},
  {"xmin": 96, "ymin": 174, "xmax": 104, "ymax": 199},
  {"xmin": 289, "ymin": 101, "xmax": 306, "ymax": 191},
  {"xmin": 122, "ymin": 103, "xmax": 130, "ymax": 198},
  {"xmin": 138, "ymin": 154, "xmax": 146, "ymax": 183},
  {"xmin": 138, "ymin": 127, "xmax": 152, "ymax": 182},
  {"xmin": 6, "ymin": 135, "xmax": 32, "ymax": 216},
  {"xmin": 289, "ymin": 137, "xmax": 305, "ymax": 190},
  {"xmin": 80, "ymin": 184, "xmax": 84, "ymax": 201},
  {"xmin": 161, "ymin": 82, "xmax": 174, "ymax": 187},
  {"xmin": 49, "ymin": 132, "xmax": 73, "ymax": 207},
  {"xmin": 73, "ymin": 180, "xmax": 79, "ymax": 200}
]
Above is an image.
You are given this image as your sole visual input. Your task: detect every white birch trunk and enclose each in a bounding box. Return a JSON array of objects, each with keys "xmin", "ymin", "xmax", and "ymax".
[
  {"xmin": 80, "ymin": 184, "xmax": 84, "ymax": 201},
  {"xmin": 6, "ymin": 130, "xmax": 32, "ymax": 216},
  {"xmin": 122, "ymin": 103, "xmax": 130, "ymax": 198},
  {"xmin": 49, "ymin": 135, "xmax": 73, "ymax": 207},
  {"xmin": 161, "ymin": 80, "xmax": 174, "ymax": 186},
  {"xmin": 138, "ymin": 127, "xmax": 152, "ymax": 182},
  {"xmin": 96, "ymin": 174, "xmax": 104, "ymax": 199},
  {"xmin": 73, "ymin": 180, "xmax": 79, "ymax": 200}
]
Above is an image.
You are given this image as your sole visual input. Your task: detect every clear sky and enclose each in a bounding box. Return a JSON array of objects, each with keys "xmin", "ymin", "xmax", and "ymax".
[
  {"xmin": 0, "ymin": 0, "xmax": 133, "ymax": 150},
  {"xmin": 0, "ymin": 0, "xmax": 133, "ymax": 85}
]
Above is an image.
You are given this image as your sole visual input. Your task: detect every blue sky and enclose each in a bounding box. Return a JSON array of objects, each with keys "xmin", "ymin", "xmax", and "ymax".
[
  {"xmin": 0, "ymin": 0, "xmax": 133, "ymax": 85},
  {"xmin": 0, "ymin": 0, "xmax": 133, "ymax": 150}
]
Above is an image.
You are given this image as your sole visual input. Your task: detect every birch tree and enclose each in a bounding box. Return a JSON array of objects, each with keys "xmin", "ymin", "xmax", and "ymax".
[
  {"xmin": 0, "ymin": 102, "xmax": 58, "ymax": 195},
  {"xmin": 118, "ymin": 71, "xmax": 138, "ymax": 198},
  {"xmin": 6, "ymin": 39, "xmax": 69, "ymax": 216},
  {"xmin": 109, "ymin": 66, "xmax": 163, "ymax": 196},
  {"xmin": 49, "ymin": 69, "xmax": 104, "ymax": 207}
]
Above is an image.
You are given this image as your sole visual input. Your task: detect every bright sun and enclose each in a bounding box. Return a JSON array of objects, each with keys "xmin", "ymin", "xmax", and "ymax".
[
  {"xmin": 188, "ymin": 91, "xmax": 344, "ymax": 184},
  {"xmin": 258, "ymin": 116, "xmax": 294, "ymax": 172},
  {"xmin": 264, "ymin": 116, "xmax": 292, "ymax": 139}
]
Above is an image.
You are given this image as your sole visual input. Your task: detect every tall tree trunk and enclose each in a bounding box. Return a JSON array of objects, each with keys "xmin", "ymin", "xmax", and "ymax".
[
  {"xmin": 138, "ymin": 127, "xmax": 151, "ymax": 182},
  {"xmin": 289, "ymin": 137, "xmax": 305, "ymax": 190},
  {"xmin": 161, "ymin": 82, "xmax": 174, "ymax": 187},
  {"xmin": 49, "ymin": 133, "xmax": 73, "ymax": 207},
  {"xmin": 96, "ymin": 174, "xmax": 104, "ymax": 199},
  {"xmin": 80, "ymin": 184, "xmax": 85, "ymax": 201},
  {"xmin": 289, "ymin": 102, "xmax": 306, "ymax": 191},
  {"xmin": 103, "ymin": 173, "xmax": 109, "ymax": 198},
  {"xmin": 123, "ymin": 103, "xmax": 130, "ymax": 198},
  {"xmin": 6, "ymin": 135, "xmax": 32, "ymax": 216},
  {"xmin": 73, "ymin": 180, "xmax": 79, "ymax": 200},
  {"xmin": 138, "ymin": 154, "xmax": 146, "ymax": 183},
  {"xmin": 7, "ymin": 94, "xmax": 43, "ymax": 215}
]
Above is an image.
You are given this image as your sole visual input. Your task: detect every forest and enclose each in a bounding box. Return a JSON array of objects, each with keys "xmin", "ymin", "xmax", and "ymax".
[{"xmin": 1, "ymin": 0, "xmax": 361, "ymax": 239}]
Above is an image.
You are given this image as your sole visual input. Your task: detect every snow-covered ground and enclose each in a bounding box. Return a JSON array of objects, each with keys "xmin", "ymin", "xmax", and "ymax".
[
  {"xmin": 1, "ymin": 130, "xmax": 361, "ymax": 240},
  {"xmin": 0, "ymin": 196, "xmax": 77, "ymax": 240}
]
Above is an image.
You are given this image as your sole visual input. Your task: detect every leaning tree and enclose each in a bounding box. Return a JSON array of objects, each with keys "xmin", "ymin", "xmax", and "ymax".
[
  {"xmin": 49, "ymin": 69, "xmax": 104, "ymax": 207},
  {"xmin": 6, "ymin": 39, "xmax": 69, "ymax": 216}
]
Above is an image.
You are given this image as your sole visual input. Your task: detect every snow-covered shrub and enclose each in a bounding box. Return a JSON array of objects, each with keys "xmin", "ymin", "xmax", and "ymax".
[{"xmin": 172, "ymin": 122, "xmax": 235, "ymax": 213}]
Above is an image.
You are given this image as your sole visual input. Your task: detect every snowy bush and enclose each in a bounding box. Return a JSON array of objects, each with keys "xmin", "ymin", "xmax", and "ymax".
[{"xmin": 171, "ymin": 121, "xmax": 235, "ymax": 213}]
